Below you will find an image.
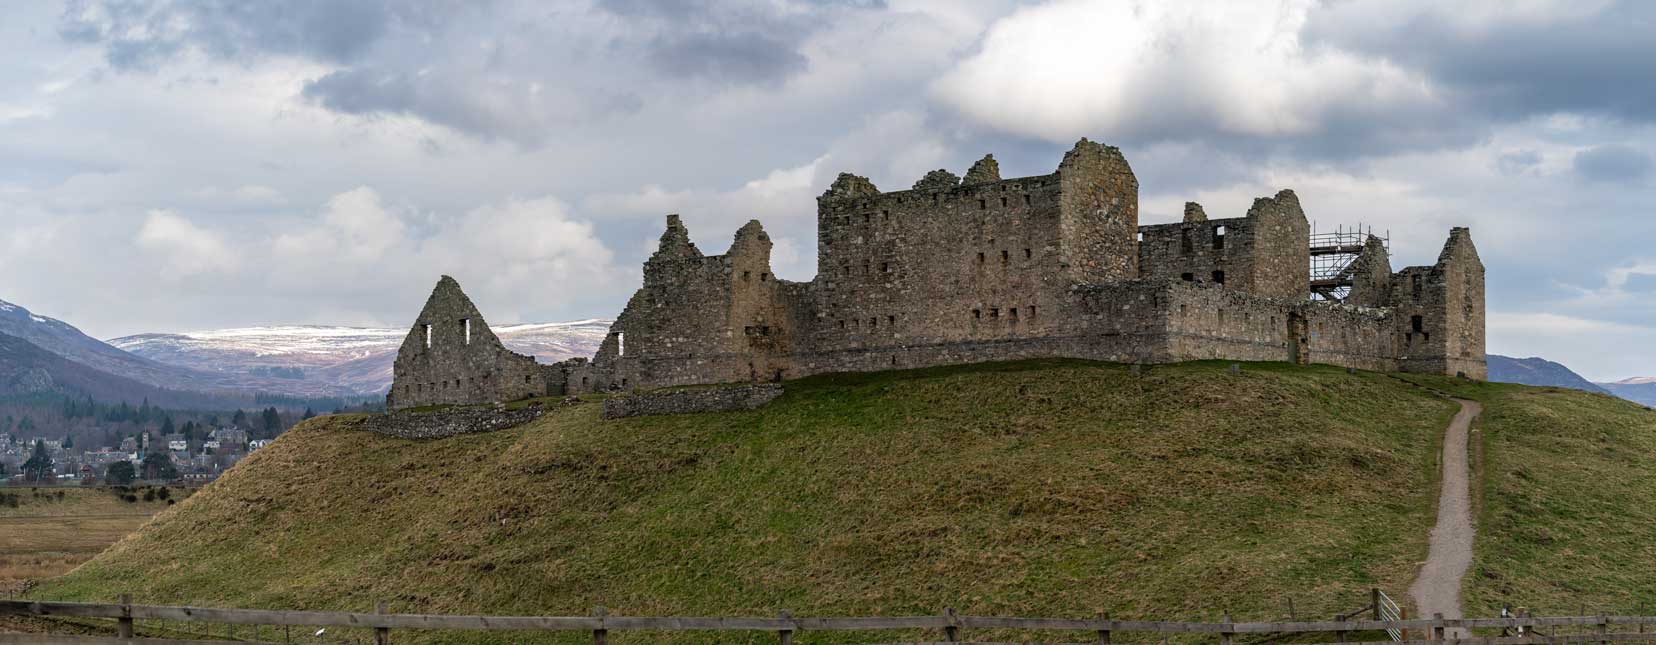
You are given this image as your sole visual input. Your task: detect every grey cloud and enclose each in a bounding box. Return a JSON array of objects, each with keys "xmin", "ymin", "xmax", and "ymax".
[
  {"xmin": 1573, "ymin": 144, "xmax": 1651, "ymax": 183},
  {"xmin": 1305, "ymin": 2, "xmax": 1656, "ymax": 124},
  {"xmin": 645, "ymin": 31, "xmax": 808, "ymax": 86},
  {"xmin": 1625, "ymin": 273, "xmax": 1656, "ymax": 293},
  {"xmin": 57, "ymin": 0, "xmax": 414, "ymax": 70},
  {"xmin": 301, "ymin": 67, "xmax": 644, "ymax": 145},
  {"xmin": 1497, "ymin": 150, "xmax": 1544, "ymax": 176}
]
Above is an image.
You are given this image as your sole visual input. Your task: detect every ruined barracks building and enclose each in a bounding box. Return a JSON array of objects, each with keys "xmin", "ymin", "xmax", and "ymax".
[{"xmin": 386, "ymin": 139, "xmax": 1485, "ymax": 410}]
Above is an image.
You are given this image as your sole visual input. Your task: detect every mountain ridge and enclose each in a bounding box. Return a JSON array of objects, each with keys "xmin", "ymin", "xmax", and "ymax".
[
  {"xmin": 1486, "ymin": 354, "xmax": 1609, "ymax": 395},
  {"xmin": 108, "ymin": 320, "xmax": 611, "ymax": 396}
]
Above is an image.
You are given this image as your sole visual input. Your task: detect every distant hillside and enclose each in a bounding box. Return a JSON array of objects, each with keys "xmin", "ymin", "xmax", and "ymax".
[
  {"xmin": 38, "ymin": 360, "xmax": 1461, "ymax": 635},
  {"xmin": 0, "ymin": 296, "xmax": 372, "ymax": 403},
  {"xmin": 1599, "ymin": 379, "xmax": 1656, "ymax": 407},
  {"xmin": 0, "ymin": 298, "xmax": 225, "ymax": 394},
  {"xmin": 109, "ymin": 321, "xmax": 610, "ymax": 396},
  {"xmin": 0, "ymin": 331, "xmax": 249, "ymax": 409},
  {"xmin": 1487, "ymin": 355, "xmax": 1609, "ymax": 394}
]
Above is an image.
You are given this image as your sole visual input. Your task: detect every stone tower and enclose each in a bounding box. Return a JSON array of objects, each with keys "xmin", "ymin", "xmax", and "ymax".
[{"xmin": 1389, "ymin": 228, "xmax": 1486, "ymax": 380}]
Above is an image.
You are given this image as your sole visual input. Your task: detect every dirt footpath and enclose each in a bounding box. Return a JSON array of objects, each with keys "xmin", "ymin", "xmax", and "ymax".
[{"xmin": 1409, "ymin": 399, "xmax": 1482, "ymax": 637}]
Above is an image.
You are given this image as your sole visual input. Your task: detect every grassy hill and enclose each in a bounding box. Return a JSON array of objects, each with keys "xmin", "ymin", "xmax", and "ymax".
[{"xmin": 29, "ymin": 359, "xmax": 1656, "ymax": 642}]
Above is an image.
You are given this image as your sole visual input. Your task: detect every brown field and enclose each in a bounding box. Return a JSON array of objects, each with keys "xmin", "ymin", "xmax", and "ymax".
[{"xmin": 0, "ymin": 487, "xmax": 179, "ymax": 592}]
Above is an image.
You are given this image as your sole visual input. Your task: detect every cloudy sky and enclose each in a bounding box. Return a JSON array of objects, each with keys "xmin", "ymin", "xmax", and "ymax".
[{"xmin": 1, "ymin": 0, "xmax": 1653, "ymax": 380}]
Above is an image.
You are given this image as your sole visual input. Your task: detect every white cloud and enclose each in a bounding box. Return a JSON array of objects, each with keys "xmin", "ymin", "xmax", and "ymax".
[
  {"xmin": 135, "ymin": 209, "xmax": 239, "ymax": 280},
  {"xmin": 266, "ymin": 187, "xmax": 628, "ymax": 325},
  {"xmin": 932, "ymin": 0, "xmax": 1440, "ymax": 143}
]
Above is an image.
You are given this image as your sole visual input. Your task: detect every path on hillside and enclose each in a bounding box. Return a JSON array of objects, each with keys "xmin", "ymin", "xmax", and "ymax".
[{"xmin": 1408, "ymin": 399, "xmax": 1482, "ymax": 638}]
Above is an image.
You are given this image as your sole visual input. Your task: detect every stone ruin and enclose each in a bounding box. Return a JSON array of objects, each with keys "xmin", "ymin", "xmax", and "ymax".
[{"xmin": 387, "ymin": 139, "xmax": 1486, "ymax": 411}]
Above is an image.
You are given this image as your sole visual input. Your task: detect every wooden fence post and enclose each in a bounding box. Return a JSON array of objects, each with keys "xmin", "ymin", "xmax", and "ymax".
[
  {"xmin": 375, "ymin": 601, "xmax": 390, "ymax": 645},
  {"xmin": 778, "ymin": 609, "xmax": 793, "ymax": 645},
  {"xmin": 1433, "ymin": 612, "xmax": 1445, "ymax": 641},
  {"xmin": 1221, "ymin": 611, "xmax": 1235, "ymax": 645},
  {"xmin": 944, "ymin": 606, "xmax": 959, "ymax": 642},
  {"xmin": 1097, "ymin": 611, "xmax": 1111, "ymax": 645},
  {"xmin": 117, "ymin": 593, "xmax": 133, "ymax": 638},
  {"xmin": 1372, "ymin": 589, "xmax": 1381, "ymax": 623},
  {"xmin": 1288, "ymin": 597, "xmax": 1296, "ymax": 622},
  {"xmin": 593, "ymin": 605, "xmax": 608, "ymax": 645},
  {"xmin": 1600, "ymin": 614, "xmax": 1609, "ymax": 645},
  {"xmin": 1400, "ymin": 606, "xmax": 1410, "ymax": 642}
]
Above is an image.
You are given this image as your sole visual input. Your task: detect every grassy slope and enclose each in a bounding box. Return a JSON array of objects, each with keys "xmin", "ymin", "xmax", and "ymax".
[
  {"xmin": 1402, "ymin": 376, "xmax": 1656, "ymax": 616},
  {"xmin": 36, "ymin": 360, "xmax": 1463, "ymax": 641}
]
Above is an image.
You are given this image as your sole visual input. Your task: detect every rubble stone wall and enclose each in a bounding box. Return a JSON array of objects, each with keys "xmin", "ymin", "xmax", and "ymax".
[{"xmin": 601, "ymin": 384, "xmax": 784, "ymax": 419}]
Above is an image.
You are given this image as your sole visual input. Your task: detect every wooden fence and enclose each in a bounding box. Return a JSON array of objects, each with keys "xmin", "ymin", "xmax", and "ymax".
[{"xmin": 6, "ymin": 598, "xmax": 1656, "ymax": 645}]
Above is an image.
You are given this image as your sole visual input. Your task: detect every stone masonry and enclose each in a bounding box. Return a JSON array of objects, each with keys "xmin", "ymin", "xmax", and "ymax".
[
  {"xmin": 386, "ymin": 276, "xmax": 548, "ymax": 410},
  {"xmin": 388, "ymin": 139, "xmax": 1486, "ymax": 409}
]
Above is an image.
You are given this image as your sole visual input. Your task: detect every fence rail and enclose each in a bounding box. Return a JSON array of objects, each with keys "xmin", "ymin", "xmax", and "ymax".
[{"xmin": 6, "ymin": 598, "xmax": 1656, "ymax": 644}]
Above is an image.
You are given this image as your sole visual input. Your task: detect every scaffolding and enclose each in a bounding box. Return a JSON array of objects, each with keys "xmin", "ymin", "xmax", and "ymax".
[{"xmin": 1309, "ymin": 222, "xmax": 1387, "ymax": 302}]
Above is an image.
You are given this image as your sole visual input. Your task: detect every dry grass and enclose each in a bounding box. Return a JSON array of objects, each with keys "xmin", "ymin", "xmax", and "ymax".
[
  {"xmin": 0, "ymin": 488, "xmax": 175, "ymax": 585},
  {"xmin": 35, "ymin": 360, "xmax": 1466, "ymax": 643}
]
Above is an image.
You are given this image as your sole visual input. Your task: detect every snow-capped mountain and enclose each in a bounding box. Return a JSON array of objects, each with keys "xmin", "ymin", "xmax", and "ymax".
[
  {"xmin": 0, "ymin": 297, "xmax": 234, "ymax": 394},
  {"xmin": 109, "ymin": 320, "xmax": 612, "ymax": 397},
  {"xmin": 1598, "ymin": 377, "xmax": 1656, "ymax": 407}
]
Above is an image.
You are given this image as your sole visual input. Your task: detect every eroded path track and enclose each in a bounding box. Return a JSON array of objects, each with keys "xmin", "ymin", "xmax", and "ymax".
[{"xmin": 1408, "ymin": 399, "xmax": 1481, "ymax": 637}]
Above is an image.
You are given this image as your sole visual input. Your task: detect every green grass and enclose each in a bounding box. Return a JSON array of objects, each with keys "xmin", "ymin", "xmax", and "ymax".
[
  {"xmin": 1448, "ymin": 384, "xmax": 1656, "ymax": 616},
  {"xmin": 33, "ymin": 360, "xmax": 1474, "ymax": 642}
]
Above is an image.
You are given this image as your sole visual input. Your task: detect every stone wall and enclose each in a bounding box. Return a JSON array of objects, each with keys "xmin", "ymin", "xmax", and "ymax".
[
  {"xmin": 601, "ymin": 384, "xmax": 784, "ymax": 419},
  {"xmin": 387, "ymin": 276, "xmax": 549, "ymax": 410},
  {"xmin": 1137, "ymin": 190, "xmax": 1310, "ymax": 301},
  {"xmin": 355, "ymin": 403, "xmax": 548, "ymax": 439}
]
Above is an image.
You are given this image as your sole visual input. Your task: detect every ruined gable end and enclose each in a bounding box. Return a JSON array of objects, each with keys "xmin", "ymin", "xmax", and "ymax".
[
  {"xmin": 387, "ymin": 275, "xmax": 547, "ymax": 410},
  {"xmin": 1344, "ymin": 236, "xmax": 1394, "ymax": 308},
  {"xmin": 962, "ymin": 154, "xmax": 1002, "ymax": 185},
  {"xmin": 1183, "ymin": 202, "xmax": 1207, "ymax": 223},
  {"xmin": 652, "ymin": 214, "xmax": 703, "ymax": 260},
  {"xmin": 821, "ymin": 173, "xmax": 880, "ymax": 200},
  {"xmin": 912, "ymin": 169, "xmax": 962, "ymax": 191}
]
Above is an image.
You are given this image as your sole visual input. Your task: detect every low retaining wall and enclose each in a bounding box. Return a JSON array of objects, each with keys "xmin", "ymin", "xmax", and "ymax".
[
  {"xmin": 602, "ymin": 384, "xmax": 784, "ymax": 420},
  {"xmin": 354, "ymin": 402, "xmax": 552, "ymax": 439}
]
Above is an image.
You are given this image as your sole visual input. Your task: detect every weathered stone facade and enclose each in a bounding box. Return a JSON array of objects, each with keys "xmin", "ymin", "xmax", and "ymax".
[
  {"xmin": 388, "ymin": 139, "xmax": 1487, "ymax": 407},
  {"xmin": 386, "ymin": 276, "xmax": 549, "ymax": 410}
]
